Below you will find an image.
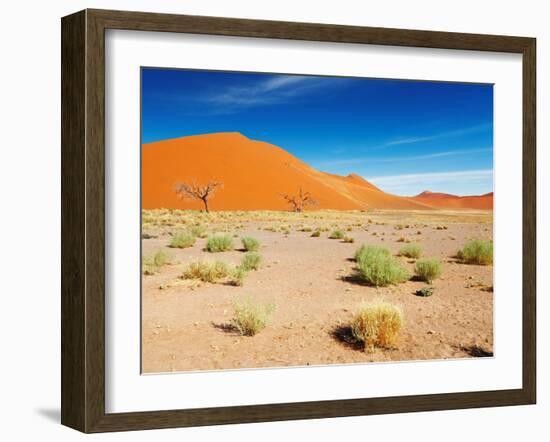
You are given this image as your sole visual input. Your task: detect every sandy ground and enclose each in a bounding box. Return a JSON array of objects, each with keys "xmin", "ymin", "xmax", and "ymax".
[{"xmin": 141, "ymin": 209, "xmax": 493, "ymax": 373}]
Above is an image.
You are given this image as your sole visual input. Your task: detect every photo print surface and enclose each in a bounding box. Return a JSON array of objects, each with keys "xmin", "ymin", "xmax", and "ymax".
[{"xmin": 140, "ymin": 68, "xmax": 494, "ymax": 374}]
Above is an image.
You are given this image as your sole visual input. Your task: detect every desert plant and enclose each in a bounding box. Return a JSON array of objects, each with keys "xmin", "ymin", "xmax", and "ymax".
[
  {"xmin": 399, "ymin": 243, "xmax": 422, "ymax": 259},
  {"xmin": 310, "ymin": 230, "xmax": 321, "ymax": 237},
  {"xmin": 329, "ymin": 230, "xmax": 345, "ymax": 239},
  {"xmin": 206, "ymin": 234, "xmax": 234, "ymax": 252},
  {"xmin": 241, "ymin": 236, "xmax": 260, "ymax": 252},
  {"xmin": 169, "ymin": 231, "xmax": 196, "ymax": 249},
  {"xmin": 354, "ymin": 245, "xmax": 409, "ymax": 287},
  {"xmin": 181, "ymin": 260, "xmax": 230, "ymax": 283},
  {"xmin": 240, "ymin": 252, "xmax": 261, "ymax": 271},
  {"xmin": 142, "ymin": 249, "xmax": 172, "ymax": 275},
  {"xmin": 229, "ymin": 266, "xmax": 247, "ymax": 286},
  {"xmin": 281, "ymin": 187, "xmax": 318, "ymax": 212},
  {"xmin": 414, "ymin": 258, "xmax": 443, "ymax": 283},
  {"xmin": 354, "ymin": 244, "xmax": 390, "ymax": 264},
  {"xmin": 415, "ymin": 287, "xmax": 434, "ymax": 297},
  {"xmin": 174, "ymin": 180, "xmax": 223, "ymax": 212},
  {"xmin": 189, "ymin": 224, "xmax": 208, "ymax": 238},
  {"xmin": 231, "ymin": 298, "xmax": 275, "ymax": 336},
  {"xmin": 343, "ymin": 236, "xmax": 355, "ymax": 243},
  {"xmin": 456, "ymin": 239, "xmax": 493, "ymax": 265},
  {"xmin": 351, "ymin": 301, "xmax": 403, "ymax": 352}
]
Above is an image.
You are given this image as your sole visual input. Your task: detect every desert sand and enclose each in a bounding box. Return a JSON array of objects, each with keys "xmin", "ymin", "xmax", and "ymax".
[
  {"xmin": 142, "ymin": 133, "xmax": 493, "ymax": 211},
  {"xmin": 413, "ymin": 191, "xmax": 494, "ymax": 210},
  {"xmin": 141, "ymin": 209, "xmax": 493, "ymax": 373}
]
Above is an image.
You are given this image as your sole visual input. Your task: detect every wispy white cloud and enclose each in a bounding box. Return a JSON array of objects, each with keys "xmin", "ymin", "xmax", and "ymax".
[
  {"xmin": 314, "ymin": 148, "xmax": 491, "ymax": 168},
  {"xmin": 205, "ymin": 75, "xmax": 343, "ymax": 111},
  {"xmin": 381, "ymin": 123, "xmax": 491, "ymax": 148},
  {"xmin": 384, "ymin": 135, "xmax": 436, "ymax": 147},
  {"xmin": 367, "ymin": 169, "xmax": 493, "ymax": 196}
]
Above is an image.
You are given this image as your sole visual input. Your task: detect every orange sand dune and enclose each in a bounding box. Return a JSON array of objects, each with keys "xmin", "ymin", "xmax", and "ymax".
[
  {"xmin": 412, "ymin": 190, "xmax": 493, "ymax": 210},
  {"xmin": 142, "ymin": 132, "xmax": 491, "ymax": 211}
]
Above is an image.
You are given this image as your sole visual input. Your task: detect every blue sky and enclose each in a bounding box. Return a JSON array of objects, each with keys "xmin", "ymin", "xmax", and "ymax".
[{"xmin": 142, "ymin": 68, "xmax": 493, "ymax": 196}]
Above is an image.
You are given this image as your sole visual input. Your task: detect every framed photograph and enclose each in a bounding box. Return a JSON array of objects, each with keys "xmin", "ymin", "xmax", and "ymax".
[{"xmin": 61, "ymin": 9, "xmax": 536, "ymax": 433}]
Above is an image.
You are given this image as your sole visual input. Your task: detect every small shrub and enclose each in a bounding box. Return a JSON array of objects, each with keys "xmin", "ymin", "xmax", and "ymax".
[
  {"xmin": 351, "ymin": 301, "xmax": 403, "ymax": 352},
  {"xmin": 415, "ymin": 287, "xmax": 434, "ymax": 297},
  {"xmin": 170, "ymin": 231, "xmax": 196, "ymax": 249},
  {"xmin": 182, "ymin": 261, "xmax": 230, "ymax": 283},
  {"xmin": 354, "ymin": 244, "xmax": 390, "ymax": 263},
  {"xmin": 311, "ymin": 230, "xmax": 321, "ymax": 237},
  {"xmin": 399, "ymin": 243, "xmax": 422, "ymax": 259},
  {"xmin": 206, "ymin": 234, "xmax": 234, "ymax": 252},
  {"xmin": 231, "ymin": 299, "xmax": 275, "ymax": 336},
  {"xmin": 329, "ymin": 230, "xmax": 345, "ymax": 239},
  {"xmin": 142, "ymin": 249, "xmax": 172, "ymax": 275},
  {"xmin": 354, "ymin": 245, "xmax": 409, "ymax": 287},
  {"xmin": 229, "ymin": 267, "xmax": 247, "ymax": 286},
  {"xmin": 240, "ymin": 252, "xmax": 261, "ymax": 271},
  {"xmin": 343, "ymin": 236, "xmax": 355, "ymax": 243},
  {"xmin": 189, "ymin": 225, "xmax": 208, "ymax": 238},
  {"xmin": 153, "ymin": 249, "xmax": 170, "ymax": 266},
  {"xmin": 457, "ymin": 239, "xmax": 493, "ymax": 265},
  {"xmin": 415, "ymin": 258, "xmax": 442, "ymax": 283},
  {"xmin": 241, "ymin": 236, "xmax": 260, "ymax": 252}
]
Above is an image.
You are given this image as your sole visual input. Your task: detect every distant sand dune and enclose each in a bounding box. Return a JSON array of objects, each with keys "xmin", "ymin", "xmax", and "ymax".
[
  {"xmin": 412, "ymin": 190, "xmax": 493, "ymax": 210},
  {"xmin": 142, "ymin": 132, "xmax": 493, "ymax": 211}
]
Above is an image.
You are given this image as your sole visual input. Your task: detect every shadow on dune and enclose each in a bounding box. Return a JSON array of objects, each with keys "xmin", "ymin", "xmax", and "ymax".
[
  {"xmin": 460, "ymin": 345, "xmax": 493, "ymax": 357},
  {"xmin": 330, "ymin": 325, "xmax": 364, "ymax": 352},
  {"xmin": 339, "ymin": 273, "xmax": 371, "ymax": 286},
  {"xmin": 211, "ymin": 321, "xmax": 239, "ymax": 335}
]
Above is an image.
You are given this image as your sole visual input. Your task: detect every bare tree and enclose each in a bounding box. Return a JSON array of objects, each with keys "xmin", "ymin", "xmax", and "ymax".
[
  {"xmin": 281, "ymin": 187, "xmax": 319, "ymax": 212},
  {"xmin": 175, "ymin": 180, "xmax": 223, "ymax": 213}
]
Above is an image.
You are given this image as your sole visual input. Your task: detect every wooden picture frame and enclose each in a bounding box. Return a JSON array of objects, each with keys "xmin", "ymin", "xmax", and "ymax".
[{"xmin": 61, "ymin": 8, "xmax": 536, "ymax": 433}]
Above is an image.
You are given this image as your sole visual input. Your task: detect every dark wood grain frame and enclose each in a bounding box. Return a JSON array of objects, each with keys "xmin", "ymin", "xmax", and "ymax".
[{"xmin": 61, "ymin": 8, "xmax": 536, "ymax": 433}]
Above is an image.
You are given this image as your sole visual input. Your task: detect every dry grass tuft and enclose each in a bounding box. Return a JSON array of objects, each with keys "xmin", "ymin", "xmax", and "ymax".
[
  {"xmin": 206, "ymin": 234, "xmax": 234, "ymax": 252},
  {"xmin": 329, "ymin": 230, "xmax": 345, "ymax": 239},
  {"xmin": 240, "ymin": 252, "xmax": 261, "ymax": 271},
  {"xmin": 354, "ymin": 245, "xmax": 409, "ymax": 287},
  {"xmin": 169, "ymin": 231, "xmax": 196, "ymax": 249},
  {"xmin": 241, "ymin": 236, "xmax": 260, "ymax": 252},
  {"xmin": 181, "ymin": 261, "xmax": 230, "ymax": 283},
  {"xmin": 351, "ymin": 301, "xmax": 403, "ymax": 352},
  {"xmin": 142, "ymin": 249, "xmax": 172, "ymax": 275},
  {"xmin": 231, "ymin": 298, "xmax": 275, "ymax": 336},
  {"xmin": 189, "ymin": 224, "xmax": 208, "ymax": 238},
  {"xmin": 229, "ymin": 266, "xmax": 247, "ymax": 286},
  {"xmin": 456, "ymin": 239, "xmax": 493, "ymax": 265},
  {"xmin": 414, "ymin": 258, "xmax": 443, "ymax": 283},
  {"xmin": 398, "ymin": 243, "xmax": 422, "ymax": 259}
]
